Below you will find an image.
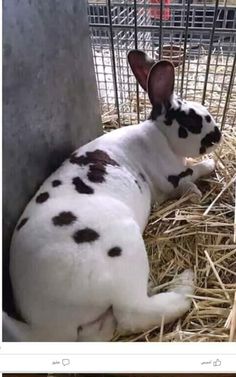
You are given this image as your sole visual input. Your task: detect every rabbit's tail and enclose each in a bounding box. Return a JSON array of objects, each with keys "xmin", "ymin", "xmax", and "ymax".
[{"xmin": 2, "ymin": 311, "xmax": 32, "ymax": 341}]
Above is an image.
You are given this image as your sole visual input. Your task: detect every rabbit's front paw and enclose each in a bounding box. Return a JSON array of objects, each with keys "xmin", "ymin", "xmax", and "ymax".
[
  {"xmin": 181, "ymin": 181, "xmax": 202, "ymax": 203},
  {"xmin": 201, "ymin": 158, "xmax": 216, "ymax": 175}
]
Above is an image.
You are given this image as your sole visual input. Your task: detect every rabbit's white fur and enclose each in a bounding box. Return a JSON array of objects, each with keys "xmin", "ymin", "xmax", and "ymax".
[{"xmin": 6, "ymin": 51, "xmax": 222, "ymax": 341}]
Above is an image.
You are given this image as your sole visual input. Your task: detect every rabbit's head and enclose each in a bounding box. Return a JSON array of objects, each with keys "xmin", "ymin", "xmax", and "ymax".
[{"xmin": 128, "ymin": 50, "xmax": 222, "ymax": 158}]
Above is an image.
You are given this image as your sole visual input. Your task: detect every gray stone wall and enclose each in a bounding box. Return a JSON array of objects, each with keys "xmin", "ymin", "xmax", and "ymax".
[{"xmin": 3, "ymin": 0, "xmax": 102, "ymax": 314}]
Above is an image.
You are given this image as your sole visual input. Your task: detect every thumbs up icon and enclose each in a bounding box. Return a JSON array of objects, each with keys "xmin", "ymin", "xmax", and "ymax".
[{"xmin": 213, "ymin": 359, "xmax": 221, "ymax": 367}]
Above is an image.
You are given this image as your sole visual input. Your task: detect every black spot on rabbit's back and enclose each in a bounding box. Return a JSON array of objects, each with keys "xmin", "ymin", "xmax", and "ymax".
[
  {"xmin": 72, "ymin": 177, "xmax": 94, "ymax": 194},
  {"xmin": 70, "ymin": 152, "xmax": 81, "ymax": 165},
  {"xmin": 70, "ymin": 149, "xmax": 119, "ymax": 167},
  {"xmin": 52, "ymin": 211, "xmax": 77, "ymax": 226},
  {"xmin": 52, "ymin": 179, "xmax": 62, "ymax": 187},
  {"xmin": 107, "ymin": 247, "xmax": 122, "ymax": 257},
  {"xmin": 73, "ymin": 228, "xmax": 99, "ymax": 244},
  {"xmin": 71, "ymin": 149, "xmax": 120, "ymax": 185},
  {"xmin": 16, "ymin": 217, "xmax": 28, "ymax": 231},
  {"xmin": 36, "ymin": 192, "xmax": 49, "ymax": 203},
  {"xmin": 87, "ymin": 163, "xmax": 107, "ymax": 183},
  {"xmin": 168, "ymin": 168, "xmax": 193, "ymax": 188}
]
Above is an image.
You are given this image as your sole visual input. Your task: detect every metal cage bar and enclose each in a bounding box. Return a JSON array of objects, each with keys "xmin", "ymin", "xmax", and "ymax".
[
  {"xmin": 159, "ymin": 0, "xmax": 163, "ymax": 60},
  {"xmin": 134, "ymin": 0, "xmax": 140, "ymax": 123},
  {"xmin": 88, "ymin": 0, "xmax": 236, "ymax": 131},
  {"xmin": 202, "ymin": 0, "xmax": 219, "ymax": 105},
  {"xmin": 180, "ymin": 0, "xmax": 191, "ymax": 97},
  {"xmin": 107, "ymin": 0, "xmax": 121, "ymax": 126},
  {"xmin": 221, "ymin": 52, "xmax": 236, "ymax": 130}
]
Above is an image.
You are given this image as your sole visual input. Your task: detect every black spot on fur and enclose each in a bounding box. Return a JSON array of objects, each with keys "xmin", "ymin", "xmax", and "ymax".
[
  {"xmin": 205, "ymin": 115, "xmax": 211, "ymax": 123},
  {"xmin": 52, "ymin": 179, "xmax": 62, "ymax": 187},
  {"xmin": 164, "ymin": 107, "xmax": 203, "ymax": 134},
  {"xmin": 73, "ymin": 228, "xmax": 99, "ymax": 244},
  {"xmin": 87, "ymin": 162, "xmax": 107, "ymax": 183},
  {"xmin": 36, "ymin": 192, "xmax": 49, "ymax": 203},
  {"xmin": 177, "ymin": 100, "xmax": 182, "ymax": 106},
  {"xmin": 70, "ymin": 153, "xmax": 88, "ymax": 165},
  {"xmin": 200, "ymin": 126, "xmax": 221, "ymax": 154},
  {"xmin": 134, "ymin": 179, "xmax": 142, "ymax": 192},
  {"xmin": 70, "ymin": 150, "xmax": 119, "ymax": 185},
  {"xmin": 70, "ymin": 149, "xmax": 119, "ymax": 167},
  {"xmin": 72, "ymin": 177, "xmax": 94, "ymax": 194},
  {"xmin": 70, "ymin": 152, "xmax": 81, "ymax": 164},
  {"xmin": 108, "ymin": 247, "xmax": 122, "ymax": 257},
  {"xmin": 168, "ymin": 168, "xmax": 193, "ymax": 188},
  {"xmin": 178, "ymin": 126, "xmax": 188, "ymax": 138},
  {"xmin": 52, "ymin": 211, "xmax": 77, "ymax": 226},
  {"xmin": 16, "ymin": 217, "xmax": 28, "ymax": 231}
]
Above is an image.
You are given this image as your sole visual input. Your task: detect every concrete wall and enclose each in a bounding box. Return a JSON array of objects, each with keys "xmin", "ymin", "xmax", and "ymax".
[{"xmin": 3, "ymin": 0, "xmax": 102, "ymax": 314}]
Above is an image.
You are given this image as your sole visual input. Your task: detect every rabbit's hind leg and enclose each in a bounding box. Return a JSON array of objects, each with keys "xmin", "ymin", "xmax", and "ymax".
[
  {"xmin": 112, "ymin": 267, "xmax": 194, "ymax": 335},
  {"xmin": 77, "ymin": 307, "xmax": 117, "ymax": 341}
]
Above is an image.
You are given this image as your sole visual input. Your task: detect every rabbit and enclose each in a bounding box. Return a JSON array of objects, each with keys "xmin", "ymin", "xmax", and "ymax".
[{"xmin": 4, "ymin": 50, "xmax": 222, "ymax": 341}]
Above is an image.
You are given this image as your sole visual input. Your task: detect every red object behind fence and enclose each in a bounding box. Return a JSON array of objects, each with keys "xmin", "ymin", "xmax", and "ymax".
[{"xmin": 149, "ymin": 0, "xmax": 171, "ymax": 21}]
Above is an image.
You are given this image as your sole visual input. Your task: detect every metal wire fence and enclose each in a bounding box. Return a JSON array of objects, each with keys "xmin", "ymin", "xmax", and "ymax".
[{"xmin": 88, "ymin": 0, "xmax": 236, "ymax": 130}]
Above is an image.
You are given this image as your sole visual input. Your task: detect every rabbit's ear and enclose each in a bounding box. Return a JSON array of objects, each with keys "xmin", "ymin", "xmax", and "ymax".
[
  {"xmin": 128, "ymin": 50, "xmax": 156, "ymax": 91},
  {"xmin": 147, "ymin": 60, "xmax": 175, "ymax": 106}
]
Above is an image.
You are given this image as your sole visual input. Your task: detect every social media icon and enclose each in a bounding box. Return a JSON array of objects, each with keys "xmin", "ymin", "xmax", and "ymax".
[{"xmin": 62, "ymin": 359, "xmax": 70, "ymax": 366}]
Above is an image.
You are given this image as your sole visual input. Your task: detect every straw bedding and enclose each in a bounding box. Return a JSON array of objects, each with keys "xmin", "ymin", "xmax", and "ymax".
[{"xmin": 100, "ymin": 59, "xmax": 236, "ymax": 341}]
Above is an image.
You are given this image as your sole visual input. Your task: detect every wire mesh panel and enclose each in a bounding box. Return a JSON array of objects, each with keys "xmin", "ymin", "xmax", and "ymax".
[{"xmin": 88, "ymin": 0, "xmax": 236, "ymax": 130}]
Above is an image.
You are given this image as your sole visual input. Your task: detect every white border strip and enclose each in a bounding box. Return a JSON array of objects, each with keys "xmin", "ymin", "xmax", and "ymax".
[{"xmin": 0, "ymin": 353, "xmax": 235, "ymax": 373}]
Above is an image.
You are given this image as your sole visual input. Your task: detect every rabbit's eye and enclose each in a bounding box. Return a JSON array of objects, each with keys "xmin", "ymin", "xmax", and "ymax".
[{"xmin": 205, "ymin": 115, "xmax": 211, "ymax": 123}]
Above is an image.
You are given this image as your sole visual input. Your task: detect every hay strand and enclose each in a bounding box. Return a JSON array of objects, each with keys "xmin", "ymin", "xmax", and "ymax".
[
  {"xmin": 234, "ymin": 182, "xmax": 236, "ymax": 243},
  {"xmin": 204, "ymin": 249, "xmax": 230, "ymax": 301},
  {"xmin": 229, "ymin": 292, "xmax": 236, "ymax": 341},
  {"xmin": 203, "ymin": 175, "xmax": 236, "ymax": 216}
]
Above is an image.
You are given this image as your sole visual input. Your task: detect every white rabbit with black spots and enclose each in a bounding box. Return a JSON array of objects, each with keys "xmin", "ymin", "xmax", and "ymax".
[{"xmin": 5, "ymin": 50, "xmax": 222, "ymax": 341}]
